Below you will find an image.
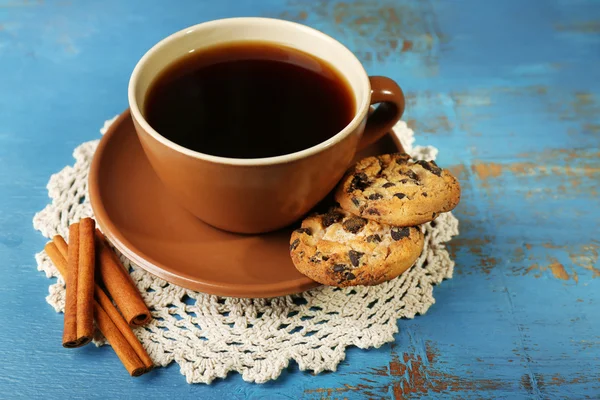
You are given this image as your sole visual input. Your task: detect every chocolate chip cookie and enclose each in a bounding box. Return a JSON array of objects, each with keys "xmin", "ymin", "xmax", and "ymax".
[
  {"xmin": 290, "ymin": 208, "xmax": 424, "ymax": 287},
  {"xmin": 335, "ymin": 153, "xmax": 460, "ymax": 226}
]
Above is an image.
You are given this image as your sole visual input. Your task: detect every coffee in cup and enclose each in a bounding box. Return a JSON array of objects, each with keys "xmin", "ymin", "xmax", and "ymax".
[
  {"xmin": 144, "ymin": 41, "xmax": 355, "ymax": 159},
  {"xmin": 129, "ymin": 18, "xmax": 405, "ymax": 234}
]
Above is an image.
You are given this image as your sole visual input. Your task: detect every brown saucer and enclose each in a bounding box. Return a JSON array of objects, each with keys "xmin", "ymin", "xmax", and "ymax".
[{"xmin": 89, "ymin": 110, "xmax": 403, "ymax": 298}]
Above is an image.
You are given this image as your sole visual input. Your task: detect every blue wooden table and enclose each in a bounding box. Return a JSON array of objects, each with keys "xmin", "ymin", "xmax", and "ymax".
[{"xmin": 1, "ymin": 0, "xmax": 599, "ymax": 398}]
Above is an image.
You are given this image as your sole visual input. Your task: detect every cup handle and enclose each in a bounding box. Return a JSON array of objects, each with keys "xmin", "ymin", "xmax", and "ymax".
[{"xmin": 358, "ymin": 76, "xmax": 406, "ymax": 151}]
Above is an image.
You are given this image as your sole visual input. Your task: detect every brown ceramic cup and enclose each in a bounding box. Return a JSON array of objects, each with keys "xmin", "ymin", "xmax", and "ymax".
[{"xmin": 128, "ymin": 17, "xmax": 405, "ymax": 234}]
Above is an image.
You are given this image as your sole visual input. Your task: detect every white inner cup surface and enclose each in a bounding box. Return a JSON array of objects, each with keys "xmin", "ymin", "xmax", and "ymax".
[{"xmin": 128, "ymin": 17, "xmax": 372, "ymax": 164}]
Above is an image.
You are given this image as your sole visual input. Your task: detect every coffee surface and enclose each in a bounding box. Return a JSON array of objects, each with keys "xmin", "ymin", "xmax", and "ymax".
[{"xmin": 144, "ymin": 41, "xmax": 355, "ymax": 159}]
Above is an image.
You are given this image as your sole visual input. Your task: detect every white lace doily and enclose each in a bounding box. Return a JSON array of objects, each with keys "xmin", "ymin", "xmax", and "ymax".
[{"xmin": 33, "ymin": 117, "xmax": 459, "ymax": 384}]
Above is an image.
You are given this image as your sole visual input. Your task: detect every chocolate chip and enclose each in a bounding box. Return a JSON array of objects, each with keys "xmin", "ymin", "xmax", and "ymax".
[
  {"xmin": 333, "ymin": 264, "xmax": 346, "ymax": 272},
  {"xmin": 406, "ymin": 170, "xmax": 419, "ymax": 181},
  {"xmin": 342, "ymin": 216, "xmax": 367, "ymax": 234},
  {"xmin": 348, "ymin": 250, "xmax": 364, "ymax": 267},
  {"xmin": 322, "ymin": 210, "xmax": 343, "ymax": 227},
  {"xmin": 345, "ymin": 272, "xmax": 356, "ymax": 280},
  {"xmin": 394, "ymin": 153, "xmax": 410, "ymax": 162},
  {"xmin": 294, "ymin": 227, "xmax": 312, "ymax": 235},
  {"xmin": 348, "ymin": 172, "xmax": 370, "ymax": 192},
  {"xmin": 290, "ymin": 239, "xmax": 300, "ymax": 251},
  {"xmin": 377, "ymin": 157, "xmax": 386, "ymax": 172},
  {"xmin": 351, "ymin": 197, "xmax": 361, "ymax": 207},
  {"xmin": 366, "ymin": 234, "xmax": 382, "ymax": 243},
  {"xmin": 390, "ymin": 227, "xmax": 410, "ymax": 241},
  {"xmin": 322, "ymin": 255, "xmax": 330, "ymax": 261},
  {"xmin": 382, "ymin": 182, "xmax": 395, "ymax": 188},
  {"xmin": 399, "ymin": 179, "xmax": 409, "ymax": 184},
  {"xmin": 309, "ymin": 252, "xmax": 323, "ymax": 263},
  {"xmin": 422, "ymin": 192, "xmax": 428, "ymax": 197},
  {"xmin": 368, "ymin": 193, "xmax": 383, "ymax": 200},
  {"xmin": 366, "ymin": 208, "xmax": 380, "ymax": 215},
  {"xmin": 394, "ymin": 193, "xmax": 406, "ymax": 199},
  {"xmin": 415, "ymin": 160, "xmax": 442, "ymax": 176}
]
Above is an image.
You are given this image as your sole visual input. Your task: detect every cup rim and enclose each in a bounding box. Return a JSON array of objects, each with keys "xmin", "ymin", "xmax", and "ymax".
[{"xmin": 128, "ymin": 17, "xmax": 371, "ymax": 166}]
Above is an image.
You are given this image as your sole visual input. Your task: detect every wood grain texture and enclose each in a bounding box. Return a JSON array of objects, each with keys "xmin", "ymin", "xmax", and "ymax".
[{"xmin": 0, "ymin": 0, "xmax": 598, "ymax": 398}]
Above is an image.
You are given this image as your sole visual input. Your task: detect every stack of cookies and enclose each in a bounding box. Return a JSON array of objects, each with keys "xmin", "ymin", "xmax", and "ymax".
[{"xmin": 289, "ymin": 153, "xmax": 461, "ymax": 287}]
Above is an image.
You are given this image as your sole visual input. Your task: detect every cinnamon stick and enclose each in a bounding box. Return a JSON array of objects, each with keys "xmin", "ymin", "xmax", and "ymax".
[
  {"xmin": 44, "ymin": 241, "xmax": 69, "ymax": 280},
  {"xmin": 63, "ymin": 223, "xmax": 87, "ymax": 347},
  {"xmin": 95, "ymin": 287, "xmax": 154, "ymax": 371},
  {"xmin": 94, "ymin": 303, "xmax": 146, "ymax": 377},
  {"xmin": 46, "ymin": 240, "xmax": 152, "ymax": 376},
  {"xmin": 53, "ymin": 235, "xmax": 68, "ymax": 258},
  {"xmin": 95, "ymin": 229, "xmax": 151, "ymax": 326},
  {"xmin": 53, "ymin": 236, "xmax": 153, "ymax": 370},
  {"xmin": 53, "ymin": 235, "xmax": 153, "ymax": 371},
  {"xmin": 77, "ymin": 218, "xmax": 96, "ymax": 342}
]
